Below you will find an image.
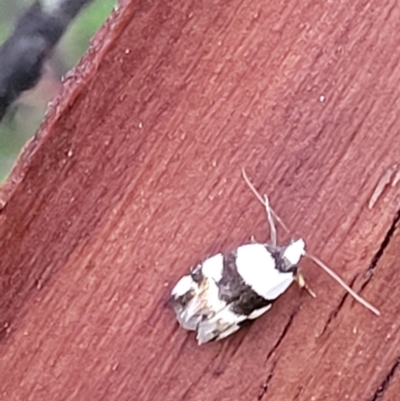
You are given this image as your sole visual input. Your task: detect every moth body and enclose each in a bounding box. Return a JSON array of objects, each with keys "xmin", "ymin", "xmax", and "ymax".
[{"xmin": 170, "ymin": 239, "xmax": 305, "ymax": 344}]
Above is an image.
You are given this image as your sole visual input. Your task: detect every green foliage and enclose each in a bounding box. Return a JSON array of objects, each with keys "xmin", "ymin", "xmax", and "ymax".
[{"xmin": 60, "ymin": 0, "xmax": 116, "ymax": 69}]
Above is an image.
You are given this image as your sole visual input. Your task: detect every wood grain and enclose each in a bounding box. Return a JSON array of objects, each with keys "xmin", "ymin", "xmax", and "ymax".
[{"xmin": 1, "ymin": 0, "xmax": 400, "ymax": 400}]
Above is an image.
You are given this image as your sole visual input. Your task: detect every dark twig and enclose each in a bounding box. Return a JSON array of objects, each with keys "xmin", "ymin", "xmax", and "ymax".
[{"xmin": 0, "ymin": 0, "xmax": 94, "ymax": 122}]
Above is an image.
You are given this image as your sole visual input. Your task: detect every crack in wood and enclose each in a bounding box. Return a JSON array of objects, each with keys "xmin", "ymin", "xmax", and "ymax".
[
  {"xmin": 364, "ymin": 210, "xmax": 400, "ymax": 279},
  {"xmin": 369, "ymin": 357, "xmax": 400, "ymax": 401},
  {"xmin": 252, "ymin": 310, "xmax": 298, "ymax": 401},
  {"xmin": 180, "ymin": 382, "xmax": 194, "ymax": 401},
  {"xmin": 291, "ymin": 385, "xmax": 304, "ymax": 401},
  {"xmin": 256, "ymin": 362, "xmax": 277, "ymax": 401},
  {"xmin": 320, "ymin": 276, "xmax": 357, "ymax": 336},
  {"xmin": 229, "ymin": 330, "xmax": 248, "ymax": 358},
  {"xmin": 265, "ymin": 308, "xmax": 299, "ymax": 362},
  {"xmin": 319, "ymin": 209, "xmax": 400, "ymax": 336},
  {"xmin": 180, "ymin": 349, "xmax": 222, "ymax": 401}
]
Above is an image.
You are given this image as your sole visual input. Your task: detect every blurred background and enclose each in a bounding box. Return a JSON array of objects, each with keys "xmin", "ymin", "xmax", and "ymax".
[{"xmin": 0, "ymin": 0, "xmax": 115, "ymax": 181}]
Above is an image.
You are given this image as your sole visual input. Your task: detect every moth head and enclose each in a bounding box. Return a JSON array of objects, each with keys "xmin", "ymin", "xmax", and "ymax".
[{"xmin": 282, "ymin": 238, "xmax": 306, "ymax": 265}]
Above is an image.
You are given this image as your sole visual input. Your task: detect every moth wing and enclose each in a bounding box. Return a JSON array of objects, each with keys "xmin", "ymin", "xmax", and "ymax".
[
  {"xmin": 177, "ymin": 291, "xmax": 212, "ymax": 331},
  {"xmin": 236, "ymin": 243, "xmax": 295, "ymax": 300},
  {"xmin": 214, "ymin": 323, "xmax": 242, "ymax": 341},
  {"xmin": 170, "ymin": 275, "xmax": 203, "ymax": 330},
  {"xmin": 262, "ymin": 274, "xmax": 294, "ymax": 300},
  {"xmin": 247, "ymin": 304, "xmax": 272, "ymax": 320},
  {"xmin": 196, "ymin": 304, "xmax": 246, "ymax": 344},
  {"xmin": 172, "ymin": 272, "xmax": 226, "ymax": 332}
]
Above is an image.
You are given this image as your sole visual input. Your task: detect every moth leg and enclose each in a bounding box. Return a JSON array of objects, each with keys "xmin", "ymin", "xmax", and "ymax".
[
  {"xmin": 263, "ymin": 195, "xmax": 277, "ymax": 246},
  {"xmin": 295, "ymin": 271, "xmax": 316, "ymax": 298}
]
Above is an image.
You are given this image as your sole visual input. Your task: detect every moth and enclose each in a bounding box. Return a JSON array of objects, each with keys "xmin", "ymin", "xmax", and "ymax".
[{"xmin": 169, "ymin": 170, "xmax": 380, "ymax": 344}]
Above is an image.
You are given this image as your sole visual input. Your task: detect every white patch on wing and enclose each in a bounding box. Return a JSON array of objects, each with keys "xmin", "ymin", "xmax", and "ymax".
[
  {"xmin": 171, "ymin": 275, "xmax": 195, "ymax": 297},
  {"xmin": 247, "ymin": 304, "xmax": 272, "ymax": 320},
  {"xmin": 283, "ymin": 239, "xmax": 305, "ymax": 265},
  {"xmin": 236, "ymin": 243, "xmax": 294, "ymax": 300},
  {"xmin": 262, "ymin": 274, "xmax": 294, "ymax": 300},
  {"xmin": 172, "ymin": 276, "xmax": 202, "ymax": 331},
  {"xmin": 201, "ymin": 253, "xmax": 224, "ymax": 282},
  {"xmin": 204, "ymin": 276, "xmax": 224, "ymax": 311}
]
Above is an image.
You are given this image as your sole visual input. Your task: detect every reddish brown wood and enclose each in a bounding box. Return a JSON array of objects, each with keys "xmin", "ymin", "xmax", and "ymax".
[{"xmin": 1, "ymin": 0, "xmax": 400, "ymax": 400}]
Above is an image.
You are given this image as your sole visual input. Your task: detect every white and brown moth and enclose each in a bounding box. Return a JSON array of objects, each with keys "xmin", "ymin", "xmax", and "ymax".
[{"xmin": 169, "ymin": 170, "xmax": 380, "ymax": 345}]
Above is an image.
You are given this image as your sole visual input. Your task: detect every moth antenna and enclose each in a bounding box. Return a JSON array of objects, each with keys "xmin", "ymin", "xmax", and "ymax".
[
  {"xmin": 242, "ymin": 168, "xmax": 381, "ymax": 316},
  {"xmin": 271, "ymin": 206, "xmax": 290, "ymax": 235},
  {"xmin": 242, "ymin": 168, "xmax": 288, "ymax": 243},
  {"xmin": 242, "ymin": 168, "xmax": 267, "ymax": 207},
  {"xmin": 242, "ymin": 168, "xmax": 291, "ymax": 234},
  {"xmin": 305, "ymin": 253, "xmax": 380, "ymax": 316}
]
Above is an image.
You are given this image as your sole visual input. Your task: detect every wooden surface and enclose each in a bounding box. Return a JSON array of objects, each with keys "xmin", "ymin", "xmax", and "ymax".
[{"xmin": 1, "ymin": 0, "xmax": 400, "ymax": 400}]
